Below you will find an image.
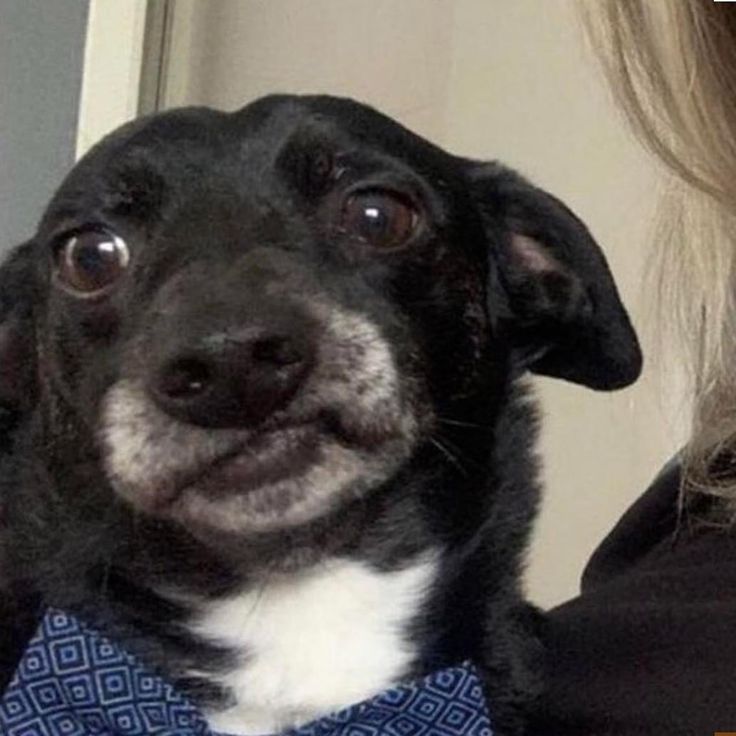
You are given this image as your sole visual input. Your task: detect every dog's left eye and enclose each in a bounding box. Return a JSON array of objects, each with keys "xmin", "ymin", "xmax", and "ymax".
[
  {"xmin": 55, "ymin": 230, "xmax": 130, "ymax": 296},
  {"xmin": 341, "ymin": 190, "xmax": 420, "ymax": 249}
]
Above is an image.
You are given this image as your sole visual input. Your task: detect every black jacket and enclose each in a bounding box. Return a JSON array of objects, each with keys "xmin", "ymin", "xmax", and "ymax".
[{"xmin": 533, "ymin": 460, "xmax": 736, "ymax": 735}]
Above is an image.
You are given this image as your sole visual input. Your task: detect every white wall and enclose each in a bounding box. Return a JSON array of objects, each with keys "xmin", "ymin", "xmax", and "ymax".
[{"xmin": 162, "ymin": 0, "xmax": 686, "ymax": 607}]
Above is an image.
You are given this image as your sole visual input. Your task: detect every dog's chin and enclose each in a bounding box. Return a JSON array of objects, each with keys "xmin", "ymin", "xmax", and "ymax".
[{"xmin": 106, "ymin": 418, "xmax": 413, "ymax": 537}]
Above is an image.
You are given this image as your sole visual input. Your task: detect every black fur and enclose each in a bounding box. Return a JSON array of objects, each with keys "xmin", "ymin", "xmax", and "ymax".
[{"xmin": 0, "ymin": 95, "xmax": 641, "ymax": 735}]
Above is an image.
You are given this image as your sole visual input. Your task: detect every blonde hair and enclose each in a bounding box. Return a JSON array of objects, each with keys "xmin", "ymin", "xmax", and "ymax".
[{"xmin": 580, "ymin": 0, "xmax": 736, "ymax": 510}]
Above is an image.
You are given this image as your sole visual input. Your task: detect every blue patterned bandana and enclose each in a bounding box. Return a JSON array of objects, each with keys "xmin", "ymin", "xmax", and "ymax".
[{"xmin": 0, "ymin": 609, "xmax": 494, "ymax": 736}]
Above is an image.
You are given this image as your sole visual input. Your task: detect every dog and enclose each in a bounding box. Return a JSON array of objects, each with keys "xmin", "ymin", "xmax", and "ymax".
[{"xmin": 0, "ymin": 95, "xmax": 641, "ymax": 735}]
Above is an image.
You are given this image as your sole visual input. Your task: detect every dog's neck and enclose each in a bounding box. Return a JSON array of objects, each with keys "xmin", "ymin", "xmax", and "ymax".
[{"xmin": 181, "ymin": 552, "xmax": 440, "ymax": 735}]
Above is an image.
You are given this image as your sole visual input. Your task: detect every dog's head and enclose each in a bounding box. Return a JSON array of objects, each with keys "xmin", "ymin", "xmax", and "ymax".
[{"xmin": 0, "ymin": 95, "xmax": 640, "ymax": 548}]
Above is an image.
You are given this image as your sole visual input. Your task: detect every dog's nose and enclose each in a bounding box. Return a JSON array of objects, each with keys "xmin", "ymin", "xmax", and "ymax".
[{"xmin": 150, "ymin": 327, "xmax": 314, "ymax": 428}]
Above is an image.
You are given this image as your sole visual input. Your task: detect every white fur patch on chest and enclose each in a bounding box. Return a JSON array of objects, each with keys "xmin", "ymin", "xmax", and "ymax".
[{"xmin": 189, "ymin": 555, "xmax": 438, "ymax": 736}]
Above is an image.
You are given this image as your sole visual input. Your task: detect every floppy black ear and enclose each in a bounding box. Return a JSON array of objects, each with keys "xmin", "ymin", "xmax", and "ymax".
[
  {"xmin": 469, "ymin": 162, "xmax": 642, "ymax": 390},
  {"xmin": 0, "ymin": 242, "xmax": 38, "ymax": 436}
]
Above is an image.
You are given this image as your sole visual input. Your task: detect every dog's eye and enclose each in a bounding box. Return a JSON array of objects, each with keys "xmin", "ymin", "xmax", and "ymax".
[
  {"xmin": 56, "ymin": 230, "xmax": 130, "ymax": 296},
  {"xmin": 341, "ymin": 190, "xmax": 419, "ymax": 249}
]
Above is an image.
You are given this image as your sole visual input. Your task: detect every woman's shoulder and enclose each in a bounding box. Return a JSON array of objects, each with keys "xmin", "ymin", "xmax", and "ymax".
[
  {"xmin": 581, "ymin": 455, "xmax": 736, "ymax": 593},
  {"xmin": 580, "ymin": 456, "xmax": 682, "ymax": 591},
  {"xmin": 534, "ymin": 457, "xmax": 736, "ymax": 735}
]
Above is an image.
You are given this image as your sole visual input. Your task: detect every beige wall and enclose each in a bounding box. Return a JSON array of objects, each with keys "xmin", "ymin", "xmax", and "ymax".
[{"xmin": 163, "ymin": 0, "xmax": 686, "ymax": 607}]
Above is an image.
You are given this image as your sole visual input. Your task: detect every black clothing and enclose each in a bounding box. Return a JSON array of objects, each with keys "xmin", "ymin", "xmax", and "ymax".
[{"xmin": 534, "ymin": 461, "xmax": 736, "ymax": 735}]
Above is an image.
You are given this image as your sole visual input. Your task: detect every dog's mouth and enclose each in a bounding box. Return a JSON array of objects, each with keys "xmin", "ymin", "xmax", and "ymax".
[
  {"xmin": 147, "ymin": 419, "xmax": 325, "ymax": 509},
  {"xmin": 177, "ymin": 422, "xmax": 324, "ymax": 499},
  {"xmin": 153, "ymin": 411, "xmax": 387, "ymax": 507},
  {"xmin": 102, "ymin": 382, "xmax": 416, "ymax": 535}
]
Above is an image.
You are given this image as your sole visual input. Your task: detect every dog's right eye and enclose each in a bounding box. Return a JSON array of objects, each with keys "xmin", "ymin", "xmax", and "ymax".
[
  {"xmin": 340, "ymin": 190, "xmax": 420, "ymax": 250},
  {"xmin": 55, "ymin": 229, "xmax": 130, "ymax": 297}
]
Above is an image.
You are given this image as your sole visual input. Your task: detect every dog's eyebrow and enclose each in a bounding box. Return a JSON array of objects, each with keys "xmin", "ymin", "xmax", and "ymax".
[
  {"xmin": 102, "ymin": 163, "xmax": 167, "ymax": 220},
  {"xmin": 40, "ymin": 158, "xmax": 168, "ymax": 231}
]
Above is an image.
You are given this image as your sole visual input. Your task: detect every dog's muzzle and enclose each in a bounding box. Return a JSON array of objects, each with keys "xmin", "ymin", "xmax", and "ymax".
[{"xmin": 100, "ymin": 283, "xmax": 419, "ymax": 536}]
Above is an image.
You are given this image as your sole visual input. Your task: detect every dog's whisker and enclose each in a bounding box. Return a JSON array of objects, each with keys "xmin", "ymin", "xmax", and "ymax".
[
  {"xmin": 436, "ymin": 417, "xmax": 489, "ymax": 430},
  {"xmin": 431, "ymin": 432, "xmax": 486, "ymax": 476},
  {"xmin": 428, "ymin": 437, "xmax": 470, "ymax": 477},
  {"xmin": 439, "ymin": 434, "xmax": 485, "ymax": 472}
]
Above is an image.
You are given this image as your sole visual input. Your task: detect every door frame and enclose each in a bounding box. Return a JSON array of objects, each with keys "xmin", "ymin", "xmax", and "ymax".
[{"xmin": 75, "ymin": 0, "xmax": 175, "ymax": 158}]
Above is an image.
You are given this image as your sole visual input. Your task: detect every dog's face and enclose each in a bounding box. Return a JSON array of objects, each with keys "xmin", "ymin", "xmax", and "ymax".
[{"xmin": 0, "ymin": 95, "xmax": 641, "ymax": 548}]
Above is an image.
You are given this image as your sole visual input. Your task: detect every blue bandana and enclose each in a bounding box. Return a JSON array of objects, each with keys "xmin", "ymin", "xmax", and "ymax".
[{"xmin": 0, "ymin": 609, "xmax": 494, "ymax": 736}]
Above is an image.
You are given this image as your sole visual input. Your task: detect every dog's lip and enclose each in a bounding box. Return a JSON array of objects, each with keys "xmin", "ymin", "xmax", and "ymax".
[
  {"xmin": 146, "ymin": 411, "xmax": 401, "ymax": 512},
  {"xmin": 260, "ymin": 408, "xmax": 402, "ymax": 451},
  {"xmin": 178, "ymin": 422, "xmax": 323, "ymax": 503}
]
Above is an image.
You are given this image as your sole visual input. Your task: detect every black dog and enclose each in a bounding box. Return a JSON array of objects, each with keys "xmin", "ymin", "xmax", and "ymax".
[{"xmin": 0, "ymin": 95, "xmax": 641, "ymax": 735}]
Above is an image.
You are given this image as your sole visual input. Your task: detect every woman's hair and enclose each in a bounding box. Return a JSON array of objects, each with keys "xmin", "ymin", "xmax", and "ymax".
[{"xmin": 580, "ymin": 0, "xmax": 736, "ymax": 510}]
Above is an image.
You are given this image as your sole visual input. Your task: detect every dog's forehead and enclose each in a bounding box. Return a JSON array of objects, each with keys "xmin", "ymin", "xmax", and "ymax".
[
  {"xmin": 43, "ymin": 96, "xmax": 451, "ymax": 222},
  {"xmin": 115, "ymin": 96, "xmax": 436, "ymax": 170}
]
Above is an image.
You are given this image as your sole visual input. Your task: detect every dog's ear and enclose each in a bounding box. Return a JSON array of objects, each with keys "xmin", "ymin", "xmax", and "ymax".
[
  {"xmin": 469, "ymin": 162, "xmax": 642, "ymax": 390},
  {"xmin": 0, "ymin": 242, "xmax": 38, "ymax": 435}
]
